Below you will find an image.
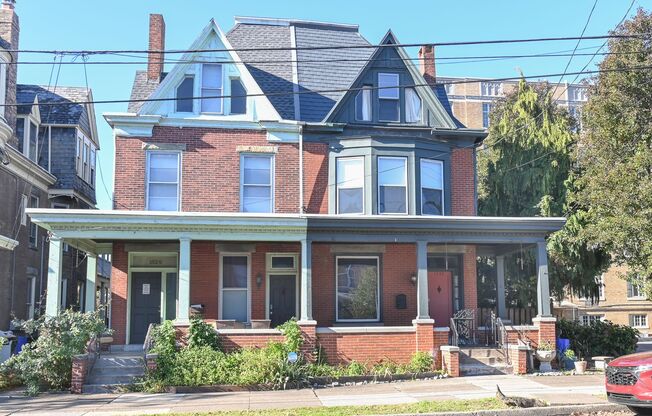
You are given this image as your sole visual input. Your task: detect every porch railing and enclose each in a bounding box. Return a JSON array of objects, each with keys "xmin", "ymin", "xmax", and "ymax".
[
  {"xmin": 477, "ymin": 307, "xmax": 536, "ymax": 326},
  {"xmin": 143, "ymin": 323, "xmax": 157, "ymax": 352},
  {"xmin": 450, "ymin": 317, "xmax": 459, "ymax": 347},
  {"xmin": 494, "ymin": 314, "xmax": 510, "ymax": 364}
]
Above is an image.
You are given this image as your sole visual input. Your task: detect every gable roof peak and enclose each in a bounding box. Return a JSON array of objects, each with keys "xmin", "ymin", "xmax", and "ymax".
[{"xmin": 233, "ymin": 16, "xmax": 359, "ymax": 31}]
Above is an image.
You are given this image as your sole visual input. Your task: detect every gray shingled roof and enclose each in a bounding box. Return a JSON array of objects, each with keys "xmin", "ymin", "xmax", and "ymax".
[
  {"xmin": 226, "ymin": 23, "xmax": 296, "ymax": 119},
  {"xmin": 16, "ymin": 84, "xmax": 93, "ymax": 133},
  {"xmin": 128, "ymin": 70, "xmax": 161, "ymax": 113},
  {"xmin": 433, "ymin": 85, "xmax": 465, "ymax": 128}
]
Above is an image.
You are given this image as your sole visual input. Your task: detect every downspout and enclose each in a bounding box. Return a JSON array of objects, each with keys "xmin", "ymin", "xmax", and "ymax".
[{"xmin": 299, "ymin": 126, "xmax": 303, "ymax": 214}]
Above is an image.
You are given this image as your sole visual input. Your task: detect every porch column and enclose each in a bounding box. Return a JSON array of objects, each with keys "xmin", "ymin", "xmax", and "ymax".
[
  {"xmin": 45, "ymin": 235, "xmax": 64, "ymax": 316},
  {"xmin": 415, "ymin": 240, "xmax": 431, "ymax": 321},
  {"xmin": 536, "ymin": 241, "xmax": 552, "ymax": 317},
  {"xmin": 84, "ymin": 253, "xmax": 97, "ymax": 312},
  {"xmin": 177, "ymin": 237, "xmax": 191, "ymax": 324},
  {"xmin": 299, "ymin": 239, "xmax": 314, "ymax": 322},
  {"xmin": 496, "ymin": 255, "xmax": 507, "ymax": 320}
]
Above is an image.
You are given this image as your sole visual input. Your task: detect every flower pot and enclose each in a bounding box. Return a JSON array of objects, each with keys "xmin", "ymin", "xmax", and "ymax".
[
  {"xmin": 575, "ymin": 360, "xmax": 587, "ymax": 374},
  {"xmin": 535, "ymin": 349, "xmax": 555, "ymax": 372}
]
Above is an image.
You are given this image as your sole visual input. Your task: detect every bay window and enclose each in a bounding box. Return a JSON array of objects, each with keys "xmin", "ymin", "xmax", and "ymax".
[
  {"xmin": 378, "ymin": 73, "xmax": 399, "ymax": 122},
  {"xmin": 241, "ymin": 154, "xmax": 273, "ymax": 213},
  {"xmin": 378, "ymin": 156, "xmax": 407, "ymax": 214},
  {"xmin": 220, "ymin": 255, "xmax": 249, "ymax": 323},
  {"xmin": 146, "ymin": 151, "xmax": 181, "ymax": 211},
  {"xmin": 336, "ymin": 157, "xmax": 364, "ymax": 214},
  {"xmin": 336, "ymin": 257, "xmax": 380, "ymax": 322},
  {"xmin": 201, "ymin": 64, "xmax": 223, "ymax": 113},
  {"xmin": 420, "ymin": 159, "xmax": 444, "ymax": 215}
]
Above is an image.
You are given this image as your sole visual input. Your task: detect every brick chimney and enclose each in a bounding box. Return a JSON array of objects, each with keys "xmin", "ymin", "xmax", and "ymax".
[
  {"xmin": 147, "ymin": 14, "xmax": 165, "ymax": 82},
  {"xmin": 418, "ymin": 44, "xmax": 435, "ymax": 85},
  {"xmin": 0, "ymin": 0, "xmax": 19, "ymax": 146}
]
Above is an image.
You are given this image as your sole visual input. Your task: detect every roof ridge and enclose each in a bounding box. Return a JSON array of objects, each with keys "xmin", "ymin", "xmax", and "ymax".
[{"xmin": 234, "ymin": 16, "xmax": 359, "ymax": 30}]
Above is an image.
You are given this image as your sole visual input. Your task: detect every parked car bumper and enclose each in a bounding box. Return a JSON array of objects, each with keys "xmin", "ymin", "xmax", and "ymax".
[{"xmin": 606, "ymin": 366, "xmax": 652, "ymax": 406}]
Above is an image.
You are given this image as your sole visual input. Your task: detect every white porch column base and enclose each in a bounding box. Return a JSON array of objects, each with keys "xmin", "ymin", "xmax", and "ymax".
[
  {"xmin": 85, "ymin": 253, "xmax": 97, "ymax": 312},
  {"xmin": 299, "ymin": 239, "xmax": 313, "ymax": 322},
  {"xmin": 412, "ymin": 318, "xmax": 435, "ymax": 325},
  {"xmin": 177, "ymin": 237, "xmax": 192, "ymax": 322},
  {"xmin": 536, "ymin": 241, "xmax": 552, "ymax": 317},
  {"xmin": 45, "ymin": 236, "xmax": 64, "ymax": 316},
  {"xmin": 416, "ymin": 240, "xmax": 430, "ymax": 320}
]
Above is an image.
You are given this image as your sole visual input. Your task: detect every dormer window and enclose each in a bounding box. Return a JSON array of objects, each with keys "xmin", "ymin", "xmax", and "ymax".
[
  {"xmin": 175, "ymin": 76, "xmax": 194, "ymax": 113},
  {"xmin": 405, "ymin": 88, "xmax": 422, "ymax": 123},
  {"xmin": 355, "ymin": 85, "xmax": 372, "ymax": 121},
  {"xmin": 378, "ymin": 73, "xmax": 399, "ymax": 122},
  {"xmin": 230, "ymin": 78, "xmax": 247, "ymax": 115},
  {"xmin": 16, "ymin": 117, "xmax": 39, "ymax": 164},
  {"xmin": 201, "ymin": 64, "xmax": 223, "ymax": 113}
]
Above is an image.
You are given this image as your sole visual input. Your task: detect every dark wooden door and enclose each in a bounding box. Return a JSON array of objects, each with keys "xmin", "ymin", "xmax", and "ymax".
[
  {"xmin": 130, "ymin": 272, "xmax": 162, "ymax": 344},
  {"xmin": 269, "ymin": 274, "xmax": 296, "ymax": 327},
  {"xmin": 428, "ymin": 271, "xmax": 453, "ymax": 327}
]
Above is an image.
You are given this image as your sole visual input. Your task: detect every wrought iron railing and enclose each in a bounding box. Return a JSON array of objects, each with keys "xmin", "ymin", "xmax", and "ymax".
[
  {"xmin": 451, "ymin": 309, "xmax": 476, "ymax": 346},
  {"xmin": 450, "ymin": 317, "xmax": 459, "ymax": 346},
  {"xmin": 494, "ymin": 315, "xmax": 510, "ymax": 364},
  {"xmin": 143, "ymin": 323, "xmax": 157, "ymax": 353}
]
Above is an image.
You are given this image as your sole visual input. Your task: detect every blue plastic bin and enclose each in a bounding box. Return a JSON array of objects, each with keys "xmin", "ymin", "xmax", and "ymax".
[{"xmin": 15, "ymin": 336, "xmax": 28, "ymax": 354}]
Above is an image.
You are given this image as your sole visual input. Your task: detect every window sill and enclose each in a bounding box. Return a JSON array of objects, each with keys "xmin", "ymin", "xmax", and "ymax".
[{"xmin": 627, "ymin": 297, "xmax": 647, "ymax": 301}]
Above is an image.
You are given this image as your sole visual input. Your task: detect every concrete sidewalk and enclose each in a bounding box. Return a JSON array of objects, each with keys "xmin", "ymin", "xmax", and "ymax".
[{"xmin": 0, "ymin": 374, "xmax": 607, "ymax": 415}]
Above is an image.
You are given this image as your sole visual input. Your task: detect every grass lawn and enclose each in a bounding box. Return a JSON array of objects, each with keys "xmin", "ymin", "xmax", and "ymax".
[{"xmin": 150, "ymin": 397, "xmax": 506, "ymax": 416}]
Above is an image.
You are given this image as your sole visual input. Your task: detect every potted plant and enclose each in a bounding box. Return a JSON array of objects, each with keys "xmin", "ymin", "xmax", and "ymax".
[
  {"xmin": 563, "ymin": 348, "xmax": 577, "ymax": 370},
  {"xmin": 574, "ymin": 340, "xmax": 589, "ymax": 374},
  {"xmin": 535, "ymin": 340, "xmax": 556, "ymax": 372}
]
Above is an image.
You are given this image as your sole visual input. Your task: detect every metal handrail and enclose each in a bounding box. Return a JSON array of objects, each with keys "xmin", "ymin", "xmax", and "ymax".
[
  {"xmin": 450, "ymin": 317, "xmax": 459, "ymax": 347},
  {"xmin": 143, "ymin": 323, "xmax": 157, "ymax": 353},
  {"xmin": 495, "ymin": 316, "xmax": 510, "ymax": 365}
]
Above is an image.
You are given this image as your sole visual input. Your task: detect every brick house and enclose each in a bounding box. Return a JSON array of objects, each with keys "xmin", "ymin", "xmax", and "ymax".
[
  {"xmin": 0, "ymin": 0, "xmax": 102, "ymax": 330},
  {"xmin": 29, "ymin": 15, "xmax": 564, "ymax": 368}
]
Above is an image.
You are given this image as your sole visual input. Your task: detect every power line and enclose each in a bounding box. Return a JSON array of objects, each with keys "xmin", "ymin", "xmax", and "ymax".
[
  {"xmin": 5, "ymin": 64, "xmax": 651, "ymax": 109},
  {"xmin": 556, "ymin": 0, "xmax": 599, "ymax": 86},
  {"xmin": 2, "ymin": 33, "xmax": 644, "ymax": 55}
]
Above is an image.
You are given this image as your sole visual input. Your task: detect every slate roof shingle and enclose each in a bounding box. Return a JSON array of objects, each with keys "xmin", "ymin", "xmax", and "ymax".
[{"xmin": 128, "ymin": 70, "xmax": 161, "ymax": 113}]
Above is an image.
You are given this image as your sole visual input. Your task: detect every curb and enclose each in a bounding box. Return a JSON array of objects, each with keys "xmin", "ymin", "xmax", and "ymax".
[{"xmin": 391, "ymin": 403, "xmax": 627, "ymax": 416}]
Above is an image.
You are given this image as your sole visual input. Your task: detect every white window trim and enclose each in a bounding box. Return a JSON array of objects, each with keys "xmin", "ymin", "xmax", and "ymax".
[
  {"xmin": 175, "ymin": 75, "xmax": 195, "ymax": 113},
  {"xmin": 630, "ymin": 314, "xmax": 648, "ymax": 328},
  {"xmin": 20, "ymin": 194, "xmax": 28, "ymax": 226},
  {"xmin": 627, "ymin": 281, "xmax": 646, "ymax": 300},
  {"xmin": 265, "ymin": 253, "xmax": 300, "ymax": 321},
  {"xmin": 581, "ymin": 314, "xmax": 604, "ymax": 325},
  {"xmin": 377, "ymin": 156, "xmax": 408, "ymax": 215},
  {"xmin": 200, "ymin": 63, "xmax": 224, "ymax": 115},
  {"xmin": 19, "ymin": 115, "xmax": 40, "ymax": 163},
  {"xmin": 239, "ymin": 153, "xmax": 275, "ymax": 213},
  {"xmin": 26, "ymin": 275, "xmax": 36, "ymax": 319},
  {"xmin": 420, "ymin": 158, "xmax": 445, "ymax": 216},
  {"xmin": 218, "ymin": 253, "xmax": 251, "ymax": 323},
  {"xmin": 145, "ymin": 150, "xmax": 182, "ymax": 211},
  {"xmin": 378, "ymin": 73, "xmax": 400, "ymax": 122},
  {"xmin": 28, "ymin": 194, "xmax": 39, "ymax": 248},
  {"xmin": 335, "ymin": 255, "xmax": 381, "ymax": 323},
  {"xmin": 336, "ymin": 156, "xmax": 365, "ymax": 215},
  {"xmin": 405, "ymin": 88, "xmax": 422, "ymax": 124},
  {"xmin": 354, "ymin": 85, "xmax": 372, "ymax": 122}
]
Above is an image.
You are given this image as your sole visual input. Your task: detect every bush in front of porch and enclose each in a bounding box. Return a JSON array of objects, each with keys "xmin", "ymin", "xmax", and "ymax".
[
  {"xmin": 144, "ymin": 319, "xmax": 440, "ymax": 391},
  {"xmin": 0, "ymin": 309, "xmax": 108, "ymax": 395}
]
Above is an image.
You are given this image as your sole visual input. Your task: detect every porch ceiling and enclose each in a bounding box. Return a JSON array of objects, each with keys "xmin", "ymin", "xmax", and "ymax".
[{"xmin": 26, "ymin": 209, "xmax": 565, "ymax": 252}]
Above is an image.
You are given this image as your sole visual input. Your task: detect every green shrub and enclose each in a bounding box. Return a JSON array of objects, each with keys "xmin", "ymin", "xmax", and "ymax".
[
  {"xmin": 150, "ymin": 320, "xmax": 176, "ymax": 356},
  {"xmin": 557, "ymin": 318, "xmax": 638, "ymax": 359},
  {"xmin": 345, "ymin": 361, "xmax": 367, "ymax": 376},
  {"xmin": 187, "ymin": 318, "xmax": 220, "ymax": 350},
  {"xmin": 408, "ymin": 351, "xmax": 434, "ymax": 373},
  {"xmin": 0, "ymin": 310, "xmax": 108, "ymax": 395}
]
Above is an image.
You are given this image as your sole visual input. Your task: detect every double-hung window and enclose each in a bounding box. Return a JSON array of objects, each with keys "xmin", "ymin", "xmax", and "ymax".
[
  {"xmin": 631, "ymin": 314, "xmax": 648, "ymax": 328},
  {"xmin": 176, "ymin": 76, "xmax": 194, "ymax": 113},
  {"xmin": 420, "ymin": 159, "xmax": 444, "ymax": 215},
  {"xmin": 241, "ymin": 155, "xmax": 273, "ymax": 213},
  {"xmin": 230, "ymin": 78, "xmax": 247, "ymax": 115},
  {"xmin": 146, "ymin": 151, "xmax": 181, "ymax": 211},
  {"xmin": 405, "ymin": 88, "xmax": 422, "ymax": 123},
  {"xmin": 355, "ymin": 85, "xmax": 372, "ymax": 121},
  {"xmin": 378, "ymin": 157, "xmax": 407, "ymax": 214},
  {"xmin": 378, "ymin": 73, "xmax": 399, "ymax": 122},
  {"xmin": 628, "ymin": 281, "xmax": 645, "ymax": 299},
  {"xmin": 201, "ymin": 64, "xmax": 223, "ymax": 113},
  {"xmin": 26, "ymin": 276, "xmax": 35, "ymax": 319},
  {"xmin": 336, "ymin": 257, "xmax": 380, "ymax": 322},
  {"xmin": 220, "ymin": 255, "xmax": 249, "ymax": 323},
  {"xmin": 336, "ymin": 157, "xmax": 364, "ymax": 214},
  {"xmin": 482, "ymin": 103, "xmax": 492, "ymax": 128}
]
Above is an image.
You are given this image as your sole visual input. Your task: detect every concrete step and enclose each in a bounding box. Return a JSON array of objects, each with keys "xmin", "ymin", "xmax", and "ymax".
[
  {"xmin": 86, "ymin": 374, "xmax": 143, "ymax": 385},
  {"xmin": 460, "ymin": 347, "xmax": 507, "ymax": 359},
  {"xmin": 82, "ymin": 383, "xmax": 137, "ymax": 394},
  {"xmin": 460, "ymin": 363, "xmax": 512, "ymax": 376},
  {"xmin": 460, "ymin": 356, "xmax": 506, "ymax": 366},
  {"xmin": 94, "ymin": 355, "xmax": 144, "ymax": 369},
  {"xmin": 89, "ymin": 366, "xmax": 145, "ymax": 376}
]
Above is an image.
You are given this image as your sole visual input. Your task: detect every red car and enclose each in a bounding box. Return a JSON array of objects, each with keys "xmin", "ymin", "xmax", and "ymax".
[{"xmin": 606, "ymin": 351, "xmax": 652, "ymax": 414}]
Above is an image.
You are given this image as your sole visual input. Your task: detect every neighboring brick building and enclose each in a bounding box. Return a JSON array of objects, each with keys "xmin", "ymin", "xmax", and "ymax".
[
  {"xmin": 0, "ymin": 0, "xmax": 103, "ymax": 329},
  {"xmin": 30, "ymin": 15, "xmax": 564, "ymax": 369}
]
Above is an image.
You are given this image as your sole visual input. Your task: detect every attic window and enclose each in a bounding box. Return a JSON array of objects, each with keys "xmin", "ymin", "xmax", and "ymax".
[
  {"xmin": 201, "ymin": 64, "xmax": 223, "ymax": 113},
  {"xmin": 176, "ymin": 76, "xmax": 194, "ymax": 113},
  {"xmin": 230, "ymin": 78, "xmax": 246, "ymax": 115},
  {"xmin": 405, "ymin": 88, "xmax": 421, "ymax": 123},
  {"xmin": 378, "ymin": 73, "xmax": 399, "ymax": 122},
  {"xmin": 355, "ymin": 86, "xmax": 372, "ymax": 121}
]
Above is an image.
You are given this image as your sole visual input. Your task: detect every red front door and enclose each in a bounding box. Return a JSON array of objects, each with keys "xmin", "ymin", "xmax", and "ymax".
[{"xmin": 428, "ymin": 271, "xmax": 453, "ymax": 327}]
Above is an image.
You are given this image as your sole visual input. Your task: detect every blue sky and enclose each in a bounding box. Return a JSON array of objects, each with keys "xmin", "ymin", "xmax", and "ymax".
[{"xmin": 14, "ymin": 0, "xmax": 649, "ymax": 209}]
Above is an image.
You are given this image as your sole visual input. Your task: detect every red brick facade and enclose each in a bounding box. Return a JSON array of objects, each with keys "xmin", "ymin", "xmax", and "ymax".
[
  {"xmin": 450, "ymin": 147, "xmax": 476, "ymax": 216},
  {"xmin": 113, "ymin": 127, "xmax": 300, "ymax": 213}
]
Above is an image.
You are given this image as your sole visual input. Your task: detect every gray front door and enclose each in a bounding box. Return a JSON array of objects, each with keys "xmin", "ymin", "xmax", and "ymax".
[
  {"xmin": 130, "ymin": 272, "xmax": 161, "ymax": 344},
  {"xmin": 269, "ymin": 275, "xmax": 296, "ymax": 328}
]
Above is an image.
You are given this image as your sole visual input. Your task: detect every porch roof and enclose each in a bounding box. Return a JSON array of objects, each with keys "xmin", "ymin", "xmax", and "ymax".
[{"xmin": 26, "ymin": 208, "xmax": 565, "ymax": 253}]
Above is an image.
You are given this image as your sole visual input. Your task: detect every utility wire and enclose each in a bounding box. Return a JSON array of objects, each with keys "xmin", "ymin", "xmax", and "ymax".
[
  {"xmin": 2, "ymin": 33, "xmax": 643, "ymax": 55},
  {"xmin": 4, "ymin": 64, "xmax": 651, "ymax": 109}
]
